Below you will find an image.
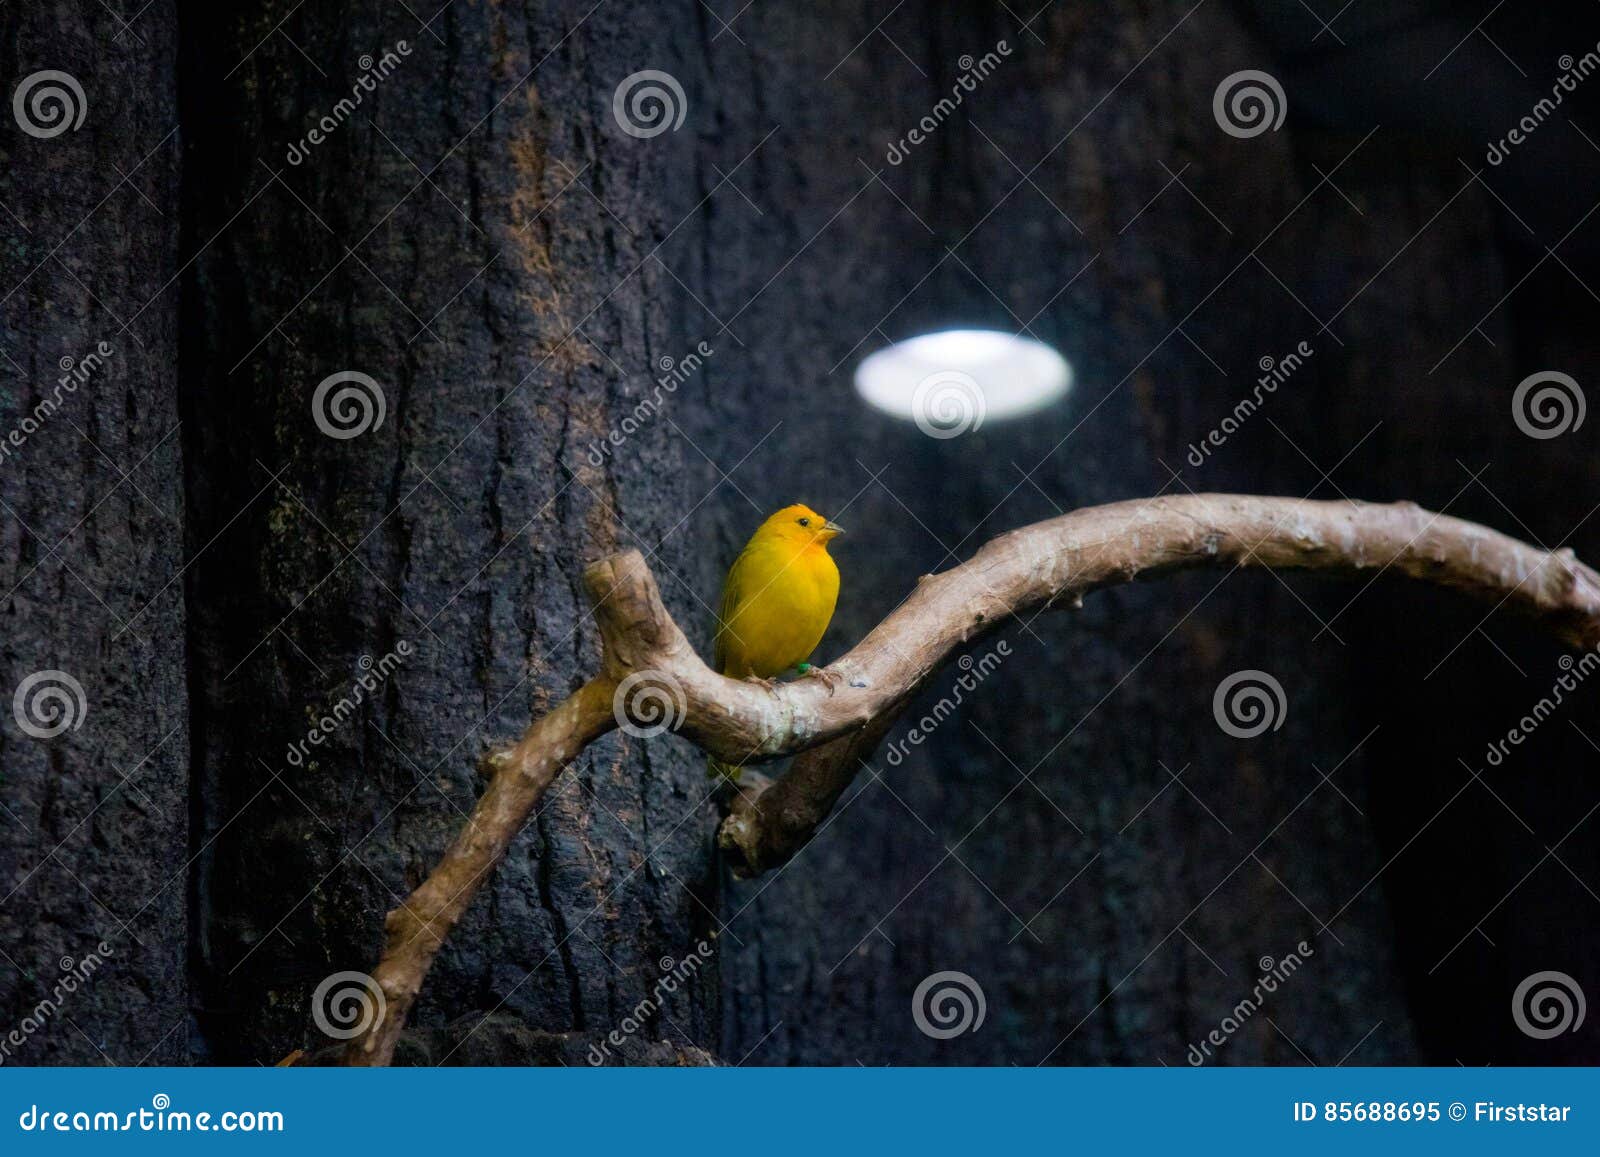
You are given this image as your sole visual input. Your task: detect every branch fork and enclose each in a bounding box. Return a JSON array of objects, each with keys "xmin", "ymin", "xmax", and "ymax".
[{"xmin": 343, "ymin": 494, "xmax": 1600, "ymax": 1064}]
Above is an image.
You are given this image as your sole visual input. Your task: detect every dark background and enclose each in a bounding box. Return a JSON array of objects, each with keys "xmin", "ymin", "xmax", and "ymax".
[{"xmin": 2, "ymin": 0, "xmax": 1598, "ymax": 1066}]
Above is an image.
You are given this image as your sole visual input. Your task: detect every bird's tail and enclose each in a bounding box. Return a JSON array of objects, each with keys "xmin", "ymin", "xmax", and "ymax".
[{"xmin": 707, "ymin": 755, "xmax": 742, "ymax": 782}]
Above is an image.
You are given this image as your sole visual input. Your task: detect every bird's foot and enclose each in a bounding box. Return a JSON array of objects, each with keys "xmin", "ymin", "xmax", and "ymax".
[
  {"xmin": 742, "ymin": 673, "xmax": 780, "ymax": 691},
  {"xmin": 798, "ymin": 663, "xmax": 844, "ymax": 693}
]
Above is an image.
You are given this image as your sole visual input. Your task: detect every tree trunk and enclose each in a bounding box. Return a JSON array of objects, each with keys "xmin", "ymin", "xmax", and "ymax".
[
  {"xmin": 179, "ymin": 0, "xmax": 716, "ymax": 1062},
  {"xmin": 0, "ymin": 2, "xmax": 188, "ymax": 1065}
]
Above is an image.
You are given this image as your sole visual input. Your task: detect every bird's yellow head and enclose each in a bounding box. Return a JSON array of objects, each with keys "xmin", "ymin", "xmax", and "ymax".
[{"xmin": 758, "ymin": 503, "xmax": 845, "ymax": 550}]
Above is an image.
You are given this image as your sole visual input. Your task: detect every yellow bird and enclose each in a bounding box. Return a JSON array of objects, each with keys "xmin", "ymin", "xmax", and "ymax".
[{"xmin": 709, "ymin": 503, "xmax": 844, "ymax": 779}]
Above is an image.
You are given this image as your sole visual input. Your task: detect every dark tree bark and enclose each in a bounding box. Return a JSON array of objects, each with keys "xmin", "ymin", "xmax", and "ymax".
[
  {"xmin": 0, "ymin": 3, "xmax": 188, "ymax": 1064},
  {"xmin": 179, "ymin": 0, "xmax": 716, "ymax": 1062}
]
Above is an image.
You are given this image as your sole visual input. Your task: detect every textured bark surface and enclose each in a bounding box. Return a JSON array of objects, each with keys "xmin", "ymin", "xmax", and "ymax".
[
  {"xmin": 179, "ymin": 0, "xmax": 717, "ymax": 1064},
  {"xmin": 321, "ymin": 1016, "xmax": 718, "ymax": 1067},
  {"xmin": 0, "ymin": 4, "xmax": 188, "ymax": 1064}
]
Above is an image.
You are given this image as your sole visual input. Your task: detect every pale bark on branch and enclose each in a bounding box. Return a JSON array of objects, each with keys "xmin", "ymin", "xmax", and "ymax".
[{"xmin": 343, "ymin": 494, "xmax": 1600, "ymax": 1064}]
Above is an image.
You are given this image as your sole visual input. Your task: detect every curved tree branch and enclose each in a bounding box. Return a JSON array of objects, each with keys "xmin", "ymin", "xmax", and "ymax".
[
  {"xmin": 346, "ymin": 679, "xmax": 618, "ymax": 1066},
  {"xmin": 344, "ymin": 494, "xmax": 1600, "ymax": 1064}
]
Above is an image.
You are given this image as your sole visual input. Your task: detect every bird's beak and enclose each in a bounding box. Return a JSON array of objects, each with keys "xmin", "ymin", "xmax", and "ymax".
[{"xmin": 822, "ymin": 520, "xmax": 846, "ymax": 537}]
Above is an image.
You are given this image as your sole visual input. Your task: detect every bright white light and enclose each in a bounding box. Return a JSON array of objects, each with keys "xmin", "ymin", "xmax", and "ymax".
[{"xmin": 853, "ymin": 329, "xmax": 1071, "ymax": 437}]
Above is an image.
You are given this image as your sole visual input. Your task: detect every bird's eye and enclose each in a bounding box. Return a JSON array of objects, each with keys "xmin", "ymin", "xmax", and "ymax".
[{"xmin": 798, "ymin": 517, "xmax": 811, "ymax": 527}]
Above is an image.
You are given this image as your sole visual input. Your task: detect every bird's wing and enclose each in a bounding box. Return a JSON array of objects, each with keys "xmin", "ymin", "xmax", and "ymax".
[
  {"xmin": 710, "ymin": 550, "xmax": 750, "ymax": 778},
  {"xmin": 713, "ymin": 549, "xmax": 745, "ymax": 675}
]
